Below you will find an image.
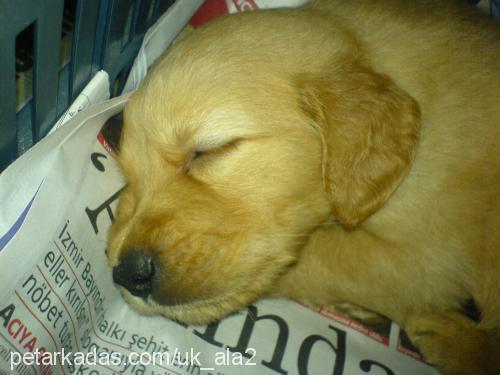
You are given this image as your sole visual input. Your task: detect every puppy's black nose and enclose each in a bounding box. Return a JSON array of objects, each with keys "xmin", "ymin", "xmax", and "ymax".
[{"xmin": 113, "ymin": 251, "xmax": 155, "ymax": 298}]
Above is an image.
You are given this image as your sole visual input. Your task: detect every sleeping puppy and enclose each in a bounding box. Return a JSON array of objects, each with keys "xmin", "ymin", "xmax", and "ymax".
[{"xmin": 106, "ymin": 0, "xmax": 500, "ymax": 373}]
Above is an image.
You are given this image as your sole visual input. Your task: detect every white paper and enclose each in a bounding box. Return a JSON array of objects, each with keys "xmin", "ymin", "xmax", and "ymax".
[
  {"xmin": 122, "ymin": 0, "xmax": 205, "ymax": 94},
  {"xmin": 51, "ymin": 71, "xmax": 110, "ymax": 133}
]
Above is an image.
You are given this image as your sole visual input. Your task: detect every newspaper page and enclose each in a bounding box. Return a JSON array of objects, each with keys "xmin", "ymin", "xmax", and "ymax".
[{"xmin": 0, "ymin": 96, "xmax": 439, "ymax": 375}]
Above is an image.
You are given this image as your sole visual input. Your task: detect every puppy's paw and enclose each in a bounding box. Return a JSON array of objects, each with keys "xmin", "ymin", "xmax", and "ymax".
[
  {"xmin": 405, "ymin": 312, "xmax": 471, "ymax": 364},
  {"xmin": 405, "ymin": 311, "xmax": 500, "ymax": 375}
]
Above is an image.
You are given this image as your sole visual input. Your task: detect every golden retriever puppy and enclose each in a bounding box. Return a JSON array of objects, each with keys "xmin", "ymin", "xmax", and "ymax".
[{"xmin": 107, "ymin": 0, "xmax": 500, "ymax": 373}]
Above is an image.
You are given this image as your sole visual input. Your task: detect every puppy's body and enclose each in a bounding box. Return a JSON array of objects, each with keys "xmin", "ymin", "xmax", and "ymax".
[
  {"xmin": 280, "ymin": 0, "xmax": 500, "ymax": 334},
  {"xmin": 108, "ymin": 1, "xmax": 500, "ymax": 373}
]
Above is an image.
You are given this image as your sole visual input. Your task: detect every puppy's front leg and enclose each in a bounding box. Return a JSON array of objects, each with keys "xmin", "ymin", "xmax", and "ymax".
[{"xmin": 405, "ymin": 311, "xmax": 500, "ymax": 375}]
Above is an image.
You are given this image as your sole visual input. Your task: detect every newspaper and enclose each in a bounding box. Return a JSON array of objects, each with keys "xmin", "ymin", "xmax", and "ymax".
[
  {"xmin": 122, "ymin": 0, "xmax": 205, "ymax": 94},
  {"xmin": 50, "ymin": 71, "xmax": 111, "ymax": 135},
  {"xmin": 0, "ymin": 0, "xmax": 442, "ymax": 374},
  {"xmin": 0, "ymin": 95, "xmax": 438, "ymax": 375}
]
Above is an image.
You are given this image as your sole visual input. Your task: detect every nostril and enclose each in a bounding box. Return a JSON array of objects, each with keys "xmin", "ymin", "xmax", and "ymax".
[{"xmin": 112, "ymin": 251, "xmax": 155, "ymax": 298}]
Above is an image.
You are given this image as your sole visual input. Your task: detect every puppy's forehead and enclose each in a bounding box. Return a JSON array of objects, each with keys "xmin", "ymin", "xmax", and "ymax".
[
  {"xmin": 188, "ymin": 108, "xmax": 258, "ymax": 147},
  {"xmin": 123, "ymin": 8, "xmax": 335, "ymax": 153},
  {"xmin": 126, "ymin": 69, "xmax": 295, "ymax": 154},
  {"xmin": 157, "ymin": 106, "xmax": 259, "ymax": 151}
]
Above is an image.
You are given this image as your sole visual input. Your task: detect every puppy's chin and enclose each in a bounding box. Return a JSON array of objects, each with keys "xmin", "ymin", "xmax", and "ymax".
[{"xmin": 119, "ymin": 287, "xmax": 255, "ymax": 325}]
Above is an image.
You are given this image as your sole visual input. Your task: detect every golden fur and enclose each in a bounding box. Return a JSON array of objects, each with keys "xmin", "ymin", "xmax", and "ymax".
[{"xmin": 107, "ymin": 1, "xmax": 500, "ymax": 373}]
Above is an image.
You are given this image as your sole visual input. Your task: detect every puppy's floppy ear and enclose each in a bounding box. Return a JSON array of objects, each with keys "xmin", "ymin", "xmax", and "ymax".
[{"xmin": 297, "ymin": 63, "xmax": 421, "ymax": 228}]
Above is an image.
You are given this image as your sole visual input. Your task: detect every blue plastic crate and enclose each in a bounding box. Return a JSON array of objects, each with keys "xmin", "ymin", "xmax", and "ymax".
[{"xmin": 0, "ymin": 0, "xmax": 176, "ymax": 171}]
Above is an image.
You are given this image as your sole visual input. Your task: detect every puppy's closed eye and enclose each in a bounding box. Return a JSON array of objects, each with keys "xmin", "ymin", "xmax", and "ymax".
[
  {"xmin": 193, "ymin": 150, "xmax": 204, "ymax": 160},
  {"xmin": 191, "ymin": 139, "xmax": 240, "ymax": 162},
  {"xmin": 185, "ymin": 139, "xmax": 241, "ymax": 173}
]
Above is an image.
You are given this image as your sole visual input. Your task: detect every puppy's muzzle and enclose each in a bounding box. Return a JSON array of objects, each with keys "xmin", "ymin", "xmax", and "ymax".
[{"xmin": 112, "ymin": 250, "xmax": 155, "ymax": 298}]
